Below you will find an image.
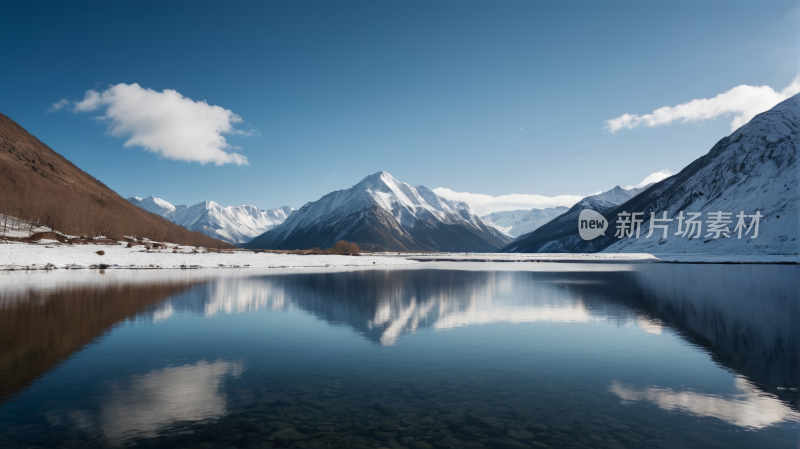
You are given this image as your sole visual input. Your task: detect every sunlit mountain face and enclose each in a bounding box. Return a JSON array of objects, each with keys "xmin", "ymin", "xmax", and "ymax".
[{"xmin": 0, "ymin": 265, "xmax": 797, "ymax": 448}]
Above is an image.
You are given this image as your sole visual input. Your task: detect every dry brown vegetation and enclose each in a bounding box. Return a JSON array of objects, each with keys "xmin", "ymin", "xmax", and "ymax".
[
  {"xmin": 321, "ymin": 240, "xmax": 361, "ymax": 255},
  {"xmin": 2, "ymin": 231, "xmax": 124, "ymax": 246},
  {"xmin": 0, "ymin": 113, "xmax": 235, "ymax": 248},
  {"xmin": 251, "ymin": 240, "xmax": 362, "ymax": 255}
]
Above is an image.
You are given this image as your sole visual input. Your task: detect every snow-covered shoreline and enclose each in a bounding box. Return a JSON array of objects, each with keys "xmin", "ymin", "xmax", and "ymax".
[
  {"xmin": 381, "ymin": 252, "xmax": 799, "ymax": 264},
  {"xmin": 1, "ymin": 239, "xmax": 796, "ymax": 271},
  {"xmin": 0, "ymin": 240, "xmax": 417, "ymax": 271}
]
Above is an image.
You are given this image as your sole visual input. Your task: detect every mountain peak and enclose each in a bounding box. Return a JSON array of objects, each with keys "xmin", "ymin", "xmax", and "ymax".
[
  {"xmin": 504, "ymin": 92, "xmax": 799, "ymax": 255},
  {"xmin": 246, "ymin": 172, "xmax": 511, "ymax": 251},
  {"xmin": 128, "ymin": 198, "xmax": 294, "ymax": 245},
  {"xmin": 127, "ymin": 196, "xmax": 176, "ymax": 215},
  {"xmin": 623, "ymin": 170, "xmax": 673, "ymax": 190},
  {"xmin": 360, "ymin": 171, "xmax": 394, "ymax": 182},
  {"xmin": 356, "ymin": 171, "xmax": 400, "ymax": 190},
  {"xmin": 772, "ymin": 91, "xmax": 800, "ymax": 112}
]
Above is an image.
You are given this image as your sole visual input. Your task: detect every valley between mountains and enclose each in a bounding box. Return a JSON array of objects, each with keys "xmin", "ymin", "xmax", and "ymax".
[{"xmin": 2, "ymin": 94, "xmax": 800, "ymax": 262}]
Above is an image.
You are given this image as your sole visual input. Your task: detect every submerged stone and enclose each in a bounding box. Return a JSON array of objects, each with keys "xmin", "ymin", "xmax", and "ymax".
[
  {"xmin": 375, "ymin": 403, "xmax": 399, "ymax": 416},
  {"xmin": 480, "ymin": 437, "xmax": 532, "ymax": 449}
]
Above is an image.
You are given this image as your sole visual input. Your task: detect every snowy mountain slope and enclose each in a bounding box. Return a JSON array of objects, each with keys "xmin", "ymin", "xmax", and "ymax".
[
  {"xmin": 127, "ymin": 197, "xmax": 293, "ymax": 245},
  {"xmin": 623, "ymin": 170, "xmax": 672, "ymax": 190},
  {"xmin": 168, "ymin": 202, "xmax": 293, "ymax": 245},
  {"xmin": 245, "ymin": 171, "xmax": 512, "ymax": 252},
  {"xmin": 480, "ymin": 178, "xmax": 658, "ymax": 240},
  {"xmin": 501, "ymin": 178, "xmax": 666, "ymax": 252},
  {"xmin": 592, "ymin": 184, "xmax": 652, "ymax": 204},
  {"xmin": 506, "ymin": 93, "xmax": 800, "ymax": 255},
  {"xmin": 480, "ymin": 207, "xmax": 569, "ymax": 238},
  {"xmin": 127, "ymin": 196, "xmax": 184, "ymax": 216}
]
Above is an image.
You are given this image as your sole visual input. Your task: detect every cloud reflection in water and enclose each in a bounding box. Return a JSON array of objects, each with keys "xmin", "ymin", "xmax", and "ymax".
[
  {"xmin": 609, "ymin": 377, "xmax": 800, "ymax": 429},
  {"xmin": 49, "ymin": 360, "xmax": 242, "ymax": 444}
]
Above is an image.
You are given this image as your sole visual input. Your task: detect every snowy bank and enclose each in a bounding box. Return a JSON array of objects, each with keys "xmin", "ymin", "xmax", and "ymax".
[
  {"xmin": 0, "ymin": 240, "xmax": 417, "ymax": 271},
  {"xmin": 2, "ymin": 239, "xmax": 795, "ymax": 271},
  {"xmin": 381, "ymin": 252, "xmax": 799, "ymax": 264}
]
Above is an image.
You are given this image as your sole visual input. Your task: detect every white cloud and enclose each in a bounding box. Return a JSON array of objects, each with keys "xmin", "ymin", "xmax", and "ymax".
[
  {"xmin": 230, "ymin": 129, "xmax": 260, "ymax": 137},
  {"xmin": 623, "ymin": 169, "xmax": 672, "ymax": 190},
  {"xmin": 433, "ymin": 188, "xmax": 584, "ymax": 215},
  {"xmin": 47, "ymin": 98, "xmax": 70, "ymax": 113},
  {"xmin": 607, "ymin": 75, "xmax": 800, "ymax": 133},
  {"xmin": 74, "ymin": 90, "xmax": 103, "ymax": 112},
  {"xmin": 74, "ymin": 83, "xmax": 252, "ymax": 165},
  {"xmin": 435, "ymin": 170, "xmax": 673, "ymax": 215}
]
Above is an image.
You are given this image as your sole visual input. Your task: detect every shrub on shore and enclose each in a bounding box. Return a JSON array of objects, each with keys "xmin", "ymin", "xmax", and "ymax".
[{"xmin": 325, "ymin": 240, "xmax": 360, "ymax": 255}]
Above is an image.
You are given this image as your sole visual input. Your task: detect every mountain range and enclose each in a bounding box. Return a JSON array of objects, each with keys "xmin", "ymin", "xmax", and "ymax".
[
  {"xmin": 479, "ymin": 174, "xmax": 670, "ymax": 240},
  {"xmin": 505, "ymin": 92, "xmax": 800, "ymax": 255},
  {"xmin": 245, "ymin": 171, "xmax": 512, "ymax": 252},
  {"xmin": 480, "ymin": 207, "xmax": 569, "ymax": 238},
  {"xmin": 5, "ymin": 87, "xmax": 794, "ymax": 257},
  {"xmin": 499, "ymin": 182, "xmax": 661, "ymax": 250},
  {"xmin": 127, "ymin": 197, "xmax": 293, "ymax": 245}
]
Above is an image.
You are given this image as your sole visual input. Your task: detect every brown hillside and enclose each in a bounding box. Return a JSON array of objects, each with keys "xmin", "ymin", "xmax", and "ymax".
[{"xmin": 0, "ymin": 112, "xmax": 234, "ymax": 248}]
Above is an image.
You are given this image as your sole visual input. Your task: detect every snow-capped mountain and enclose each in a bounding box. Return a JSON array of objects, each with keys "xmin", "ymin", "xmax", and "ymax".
[
  {"xmin": 506, "ymin": 93, "xmax": 800, "ymax": 255},
  {"xmin": 623, "ymin": 170, "xmax": 672, "ymax": 190},
  {"xmin": 128, "ymin": 196, "xmax": 184, "ymax": 216},
  {"xmin": 168, "ymin": 202, "xmax": 294, "ymax": 245},
  {"xmin": 501, "ymin": 177, "xmax": 667, "ymax": 251},
  {"xmin": 591, "ymin": 183, "xmax": 653, "ymax": 204},
  {"xmin": 467, "ymin": 173, "xmax": 667, "ymax": 239},
  {"xmin": 480, "ymin": 207, "xmax": 569, "ymax": 238},
  {"xmin": 245, "ymin": 171, "xmax": 512, "ymax": 252},
  {"xmin": 126, "ymin": 196, "xmax": 293, "ymax": 245}
]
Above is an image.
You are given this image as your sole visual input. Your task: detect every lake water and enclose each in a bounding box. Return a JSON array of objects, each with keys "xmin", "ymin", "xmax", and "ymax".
[{"xmin": 0, "ymin": 263, "xmax": 798, "ymax": 449}]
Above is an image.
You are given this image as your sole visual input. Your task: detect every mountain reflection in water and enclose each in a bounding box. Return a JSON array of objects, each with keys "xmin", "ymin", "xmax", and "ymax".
[
  {"xmin": 0, "ymin": 271, "xmax": 209, "ymax": 405},
  {"xmin": 0, "ymin": 264, "xmax": 797, "ymax": 448}
]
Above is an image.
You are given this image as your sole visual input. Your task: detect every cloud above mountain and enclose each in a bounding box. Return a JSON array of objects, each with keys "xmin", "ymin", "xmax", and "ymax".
[
  {"xmin": 432, "ymin": 188, "xmax": 584, "ymax": 215},
  {"xmin": 623, "ymin": 169, "xmax": 672, "ymax": 190},
  {"xmin": 606, "ymin": 75, "xmax": 800, "ymax": 133},
  {"xmin": 73, "ymin": 83, "xmax": 252, "ymax": 165},
  {"xmin": 435, "ymin": 171, "xmax": 672, "ymax": 215}
]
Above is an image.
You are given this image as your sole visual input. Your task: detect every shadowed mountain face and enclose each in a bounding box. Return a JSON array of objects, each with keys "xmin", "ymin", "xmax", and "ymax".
[
  {"xmin": 499, "ymin": 184, "xmax": 658, "ymax": 252},
  {"xmin": 506, "ymin": 93, "xmax": 800, "ymax": 254},
  {"xmin": 245, "ymin": 172, "xmax": 511, "ymax": 252},
  {"xmin": 501, "ymin": 194, "xmax": 636, "ymax": 253}
]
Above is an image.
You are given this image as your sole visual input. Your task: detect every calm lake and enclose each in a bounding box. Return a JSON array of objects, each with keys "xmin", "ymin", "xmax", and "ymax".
[{"xmin": 0, "ymin": 263, "xmax": 798, "ymax": 449}]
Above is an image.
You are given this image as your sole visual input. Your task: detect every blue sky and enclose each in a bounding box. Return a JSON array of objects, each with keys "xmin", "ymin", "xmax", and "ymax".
[{"xmin": 1, "ymin": 1, "xmax": 798, "ymax": 212}]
